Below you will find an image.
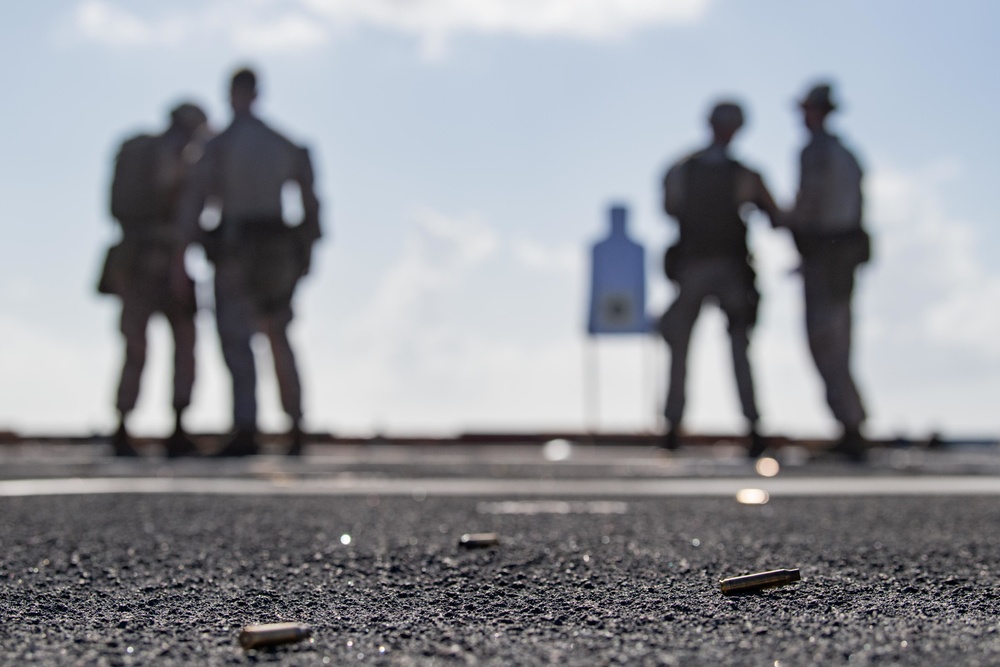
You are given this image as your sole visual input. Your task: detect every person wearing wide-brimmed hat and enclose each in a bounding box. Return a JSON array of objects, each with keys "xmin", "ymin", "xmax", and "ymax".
[{"xmin": 785, "ymin": 81, "xmax": 871, "ymax": 462}]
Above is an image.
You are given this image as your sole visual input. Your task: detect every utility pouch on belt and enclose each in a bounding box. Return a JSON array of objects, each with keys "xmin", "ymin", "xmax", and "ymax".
[
  {"xmin": 238, "ymin": 222, "xmax": 310, "ymax": 314},
  {"xmin": 96, "ymin": 242, "xmax": 126, "ymax": 296},
  {"xmin": 663, "ymin": 241, "xmax": 684, "ymax": 283},
  {"xmin": 794, "ymin": 227, "xmax": 871, "ymax": 267}
]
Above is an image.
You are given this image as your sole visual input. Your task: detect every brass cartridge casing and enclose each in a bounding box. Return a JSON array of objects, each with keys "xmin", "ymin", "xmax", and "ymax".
[
  {"xmin": 238, "ymin": 622, "xmax": 312, "ymax": 650},
  {"xmin": 458, "ymin": 533, "xmax": 499, "ymax": 548},
  {"xmin": 719, "ymin": 568, "xmax": 801, "ymax": 595}
]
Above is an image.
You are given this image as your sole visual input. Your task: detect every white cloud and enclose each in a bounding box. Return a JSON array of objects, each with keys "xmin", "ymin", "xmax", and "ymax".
[
  {"xmin": 70, "ymin": 0, "xmax": 329, "ymax": 52},
  {"xmin": 228, "ymin": 11, "xmax": 330, "ymax": 52},
  {"xmin": 509, "ymin": 235, "xmax": 582, "ymax": 274},
  {"xmin": 0, "ymin": 314, "xmax": 112, "ymax": 433},
  {"xmin": 74, "ymin": 0, "xmax": 158, "ymax": 46},
  {"xmin": 337, "ymin": 209, "xmax": 500, "ymax": 400},
  {"xmin": 345, "ymin": 207, "xmax": 498, "ymax": 344},
  {"xmin": 924, "ymin": 271, "xmax": 1000, "ymax": 358},
  {"xmin": 311, "ymin": 208, "xmax": 656, "ymax": 433},
  {"xmin": 304, "ymin": 0, "xmax": 711, "ymax": 57},
  {"xmin": 867, "ymin": 159, "xmax": 1000, "ymax": 359},
  {"xmin": 68, "ymin": 0, "xmax": 712, "ymax": 56}
]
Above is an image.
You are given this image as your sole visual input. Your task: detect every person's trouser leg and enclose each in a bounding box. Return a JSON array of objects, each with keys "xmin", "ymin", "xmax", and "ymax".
[
  {"xmin": 262, "ymin": 308, "xmax": 302, "ymax": 422},
  {"xmin": 717, "ymin": 276, "xmax": 760, "ymax": 425},
  {"xmin": 728, "ymin": 327, "xmax": 759, "ymax": 424},
  {"xmin": 659, "ymin": 283, "xmax": 703, "ymax": 426},
  {"xmin": 160, "ymin": 301, "xmax": 200, "ymax": 456},
  {"xmin": 214, "ymin": 258, "xmax": 258, "ymax": 430},
  {"xmin": 165, "ymin": 304, "xmax": 196, "ymax": 413},
  {"xmin": 803, "ymin": 261, "xmax": 866, "ymax": 430},
  {"xmin": 116, "ymin": 294, "xmax": 154, "ymax": 415}
]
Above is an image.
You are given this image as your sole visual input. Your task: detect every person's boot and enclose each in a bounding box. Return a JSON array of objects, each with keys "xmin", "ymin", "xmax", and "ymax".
[
  {"xmin": 111, "ymin": 422, "xmax": 140, "ymax": 458},
  {"xmin": 831, "ymin": 426, "xmax": 868, "ymax": 464},
  {"xmin": 658, "ymin": 428, "xmax": 679, "ymax": 451},
  {"xmin": 212, "ymin": 427, "xmax": 259, "ymax": 458},
  {"xmin": 286, "ymin": 422, "xmax": 305, "ymax": 457},
  {"xmin": 165, "ymin": 410, "xmax": 199, "ymax": 458},
  {"xmin": 165, "ymin": 429, "xmax": 200, "ymax": 458},
  {"xmin": 747, "ymin": 427, "xmax": 768, "ymax": 459}
]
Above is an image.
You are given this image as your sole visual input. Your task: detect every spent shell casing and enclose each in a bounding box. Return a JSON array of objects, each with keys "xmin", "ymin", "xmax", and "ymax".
[
  {"xmin": 719, "ymin": 568, "xmax": 801, "ymax": 595},
  {"xmin": 458, "ymin": 532, "xmax": 499, "ymax": 548},
  {"xmin": 238, "ymin": 622, "xmax": 312, "ymax": 650}
]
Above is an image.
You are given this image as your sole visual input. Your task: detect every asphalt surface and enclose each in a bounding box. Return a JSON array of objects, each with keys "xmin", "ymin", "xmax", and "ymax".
[{"xmin": 2, "ymin": 440, "xmax": 999, "ymax": 666}]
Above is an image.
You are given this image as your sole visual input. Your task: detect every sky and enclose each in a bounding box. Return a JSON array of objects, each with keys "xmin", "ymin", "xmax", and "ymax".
[{"xmin": 1, "ymin": 1, "xmax": 998, "ymax": 440}]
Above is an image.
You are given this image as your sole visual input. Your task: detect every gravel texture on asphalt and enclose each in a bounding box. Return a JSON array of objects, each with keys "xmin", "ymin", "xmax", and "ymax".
[{"xmin": 1, "ymin": 493, "xmax": 998, "ymax": 666}]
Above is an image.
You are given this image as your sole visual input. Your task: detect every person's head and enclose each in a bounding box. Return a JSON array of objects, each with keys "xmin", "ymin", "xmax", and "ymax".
[
  {"xmin": 169, "ymin": 102, "xmax": 208, "ymax": 139},
  {"xmin": 707, "ymin": 101, "xmax": 744, "ymax": 146},
  {"xmin": 229, "ymin": 67, "xmax": 258, "ymax": 114},
  {"xmin": 798, "ymin": 82, "xmax": 837, "ymax": 131}
]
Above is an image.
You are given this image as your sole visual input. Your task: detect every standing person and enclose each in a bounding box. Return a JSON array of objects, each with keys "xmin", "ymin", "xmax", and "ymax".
[
  {"xmin": 658, "ymin": 101, "xmax": 780, "ymax": 458},
  {"xmin": 178, "ymin": 67, "xmax": 322, "ymax": 457},
  {"xmin": 100, "ymin": 102, "xmax": 209, "ymax": 458},
  {"xmin": 785, "ymin": 82, "xmax": 871, "ymax": 462}
]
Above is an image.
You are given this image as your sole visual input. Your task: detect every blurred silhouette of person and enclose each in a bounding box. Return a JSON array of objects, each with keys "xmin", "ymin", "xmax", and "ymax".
[
  {"xmin": 784, "ymin": 82, "xmax": 871, "ymax": 462},
  {"xmin": 658, "ymin": 101, "xmax": 780, "ymax": 458},
  {"xmin": 178, "ymin": 67, "xmax": 321, "ymax": 457},
  {"xmin": 100, "ymin": 102, "xmax": 209, "ymax": 458}
]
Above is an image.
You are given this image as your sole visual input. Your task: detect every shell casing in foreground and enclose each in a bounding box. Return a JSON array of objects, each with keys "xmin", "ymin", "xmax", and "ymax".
[
  {"xmin": 719, "ymin": 568, "xmax": 801, "ymax": 595},
  {"xmin": 238, "ymin": 622, "xmax": 312, "ymax": 650},
  {"xmin": 458, "ymin": 532, "xmax": 499, "ymax": 548}
]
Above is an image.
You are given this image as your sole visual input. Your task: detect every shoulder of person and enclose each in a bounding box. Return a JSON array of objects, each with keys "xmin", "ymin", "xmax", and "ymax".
[
  {"xmin": 728, "ymin": 153, "xmax": 761, "ymax": 176},
  {"xmin": 685, "ymin": 147, "xmax": 712, "ymax": 164},
  {"xmin": 296, "ymin": 144, "xmax": 315, "ymax": 169},
  {"xmin": 199, "ymin": 132, "xmax": 228, "ymax": 158},
  {"xmin": 254, "ymin": 115, "xmax": 309, "ymax": 150},
  {"xmin": 665, "ymin": 149, "xmax": 702, "ymax": 177},
  {"xmin": 831, "ymin": 132, "xmax": 863, "ymax": 166},
  {"xmin": 800, "ymin": 132, "xmax": 836, "ymax": 164},
  {"xmin": 115, "ymin": 131, "xmax": 155, "ymax": 156}
]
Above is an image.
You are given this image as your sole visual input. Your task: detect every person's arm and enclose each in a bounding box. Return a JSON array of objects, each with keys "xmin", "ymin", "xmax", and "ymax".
[
  {"xmin": 662, "ymin": 161, "xmax": 685, "ymax": 218},
  {"xmin": 786, "ymin": 142, "xmax": 827, "ymax": 230},
  {"xmin": 295, "ymin": 146, "xmax": 322, "ymax": 244},
  {"xmin": 289, "ymin": 146, "xmax": 322, "ymax": 276},
  {"xmin": 752, "ymin": 171, "xmax": 782, "ymax": 227},
  {"xmin": 175, "ymin": 144, "xmax": 215, "ymax": 246},
  {"xmin": 735, "ymin": 166, "xmax": 781, "ymax": 227}
]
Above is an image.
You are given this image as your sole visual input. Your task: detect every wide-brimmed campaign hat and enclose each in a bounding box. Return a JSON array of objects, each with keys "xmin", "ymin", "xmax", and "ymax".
[{"xmin": 799, "ymin": 83, "xmax": 837, "ymax": 111}]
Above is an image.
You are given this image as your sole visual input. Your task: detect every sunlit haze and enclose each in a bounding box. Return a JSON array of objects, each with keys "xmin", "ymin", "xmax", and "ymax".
[{"xmin": 1, "ymin": 1, "xmax": 997, "ymax": 439}]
